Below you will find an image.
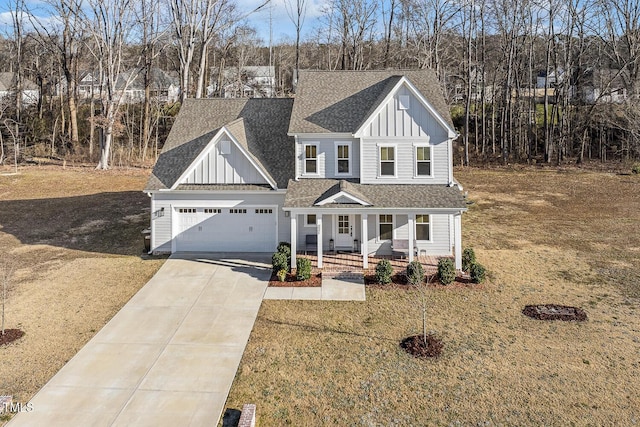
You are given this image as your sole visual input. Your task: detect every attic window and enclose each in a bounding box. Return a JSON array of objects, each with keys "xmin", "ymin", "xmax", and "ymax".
[
  {"xmin": 398, "ymin": 95, "xmax": 410, "ymax": 110},
  {"xmin": 220, "ymin": 140, "xmax": 231, "ymax": 155}
]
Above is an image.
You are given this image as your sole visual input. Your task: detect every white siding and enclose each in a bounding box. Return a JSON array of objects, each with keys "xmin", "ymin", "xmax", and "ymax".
[
  {"xmin": 297, "ymin": 137, "xmax": 360, "ymax": 179},
  {"xmin": 361, "ymin": 86, "xmax": 448, "ymax": 139},
  {"xmin": 359, "ymin": 85, "xmax": 451, "ymax": 185},
  {"xmin": 365, "ymin": 213, "xmax": 452, "ymax": 256},
  {"xmin": 150, "ymin": 191, "xmax": 288, "ymax": 253},
  {"xmin": 183, "ymin": 137, "xmax": 268, "ymax": 185}
]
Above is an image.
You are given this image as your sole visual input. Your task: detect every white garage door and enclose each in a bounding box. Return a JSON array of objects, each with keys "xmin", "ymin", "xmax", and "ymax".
[{"xmin": 174, "ymin": 207, "xmax": 277, "ymax": 252}]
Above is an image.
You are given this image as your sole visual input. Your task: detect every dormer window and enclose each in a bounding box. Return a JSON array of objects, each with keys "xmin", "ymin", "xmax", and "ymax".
[
  {"xmin": 398, "ymin": 94, "xmax": 410, "ymax": 110},
  {"xmin": 304, "ymin": 144, "xmax": 318, "ymax": 174}
]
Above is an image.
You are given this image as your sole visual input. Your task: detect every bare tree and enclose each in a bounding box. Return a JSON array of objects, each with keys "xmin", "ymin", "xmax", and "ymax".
[
  {"xmin": 284, "ymin": 0, "xmax": 307, "ymax": 83},
  {"xmin": 31, "ymin": 0, "xmax": 85, "ymax": 149},
  {"xmin": 87, "ymin": 0, "xmax": 138, "ymax": 169},
  {"xmin": 0, "ymin": 256, "xmax": 16, "ymax": 337}
]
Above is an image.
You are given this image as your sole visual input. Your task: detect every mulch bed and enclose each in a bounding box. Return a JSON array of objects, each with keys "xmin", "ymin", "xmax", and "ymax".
[
  {"xmin": 364, "ymin": 273, "xmax": 478, "ymax": 289},
  {"xmin": 522, "ymin": 304, "xmax": 588, "ymax": 321},
  {"xmin": 400, "ymin": 334, "xmax": 444, "ymax": 358},
  {"xmin": 0, "ymin": 329, "xmax": 25, "ymax": 346},
  {"xmin": 269, "ymin": 272, "xmax": 322, "ymax": 287}
]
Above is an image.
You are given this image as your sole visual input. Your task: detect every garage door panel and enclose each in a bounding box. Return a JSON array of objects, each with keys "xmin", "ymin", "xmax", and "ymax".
[{"xmin": 175, "ymin": 207, "xmax": 276, "ymax": 252}]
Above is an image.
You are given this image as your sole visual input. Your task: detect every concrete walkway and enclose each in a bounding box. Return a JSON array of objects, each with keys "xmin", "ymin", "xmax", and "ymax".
[
  {"xmin": 264, "ymin": 272, "xmax": 366, "ymax": 301},
  {"xmin": 8, "ymin": 253, "xmax": 271, "ymax": 427}
]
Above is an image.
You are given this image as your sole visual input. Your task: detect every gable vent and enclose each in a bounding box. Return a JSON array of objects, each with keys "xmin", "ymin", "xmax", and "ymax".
[{"xmin": 220, "ymin": 140, "xmax": 231, "ymax": 155}]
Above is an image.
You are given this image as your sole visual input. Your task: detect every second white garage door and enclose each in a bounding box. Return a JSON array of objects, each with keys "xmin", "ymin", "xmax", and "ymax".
[{"xmin": 174, "ymin": 207, "xmax": 277, "ymax": 252}]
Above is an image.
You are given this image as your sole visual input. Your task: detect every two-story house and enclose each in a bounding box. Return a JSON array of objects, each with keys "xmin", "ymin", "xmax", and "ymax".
[{"xmin": 144, "ymin": 70, "xmax": 467, "ymax": 269}]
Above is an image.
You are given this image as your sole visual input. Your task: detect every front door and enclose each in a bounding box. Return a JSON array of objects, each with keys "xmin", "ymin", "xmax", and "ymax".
[{"xmin": 335, "ymin": 214, "xmax": 354, "ymax": 249}]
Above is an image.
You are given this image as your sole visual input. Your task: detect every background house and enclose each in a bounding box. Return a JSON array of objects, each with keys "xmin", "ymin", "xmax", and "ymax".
[
  {"xmin": 209, "ymin": 65, "xmax": 275, "ymax": 98},
  {"xmin": 0, "ymin": 72, "xmax": 39, "ymax": 106},
  {"xmin": 115, "ymin": 68, "xmax": 180, "ymax": 104}
]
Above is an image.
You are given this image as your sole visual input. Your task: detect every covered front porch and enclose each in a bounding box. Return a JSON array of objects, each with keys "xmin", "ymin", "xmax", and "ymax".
[
  {"xmin": 299, "ymin": 252, "xmax": 444, "ymax": 274},
  {"xmin": 287, "ymin": 210, "xmax": 463, "ymax": 271}
]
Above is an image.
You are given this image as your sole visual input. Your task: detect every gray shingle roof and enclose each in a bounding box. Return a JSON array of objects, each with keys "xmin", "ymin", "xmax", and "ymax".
[
  {"xmin": 145, "ymin": 98, "xmax": 294, "ymax": 191},
  {"xmin": 289, "ymin": 70, "xmax": 452, "ymax": 134},
  {"xmin": 284, "ymin": 179, "xmax": 466, "ymax": 210}
]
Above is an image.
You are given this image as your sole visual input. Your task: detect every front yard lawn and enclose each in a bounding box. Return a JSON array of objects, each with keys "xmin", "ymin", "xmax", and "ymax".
[{"xmin": 224, "ymin": 167, "xmax": 640, "ymax": 426}]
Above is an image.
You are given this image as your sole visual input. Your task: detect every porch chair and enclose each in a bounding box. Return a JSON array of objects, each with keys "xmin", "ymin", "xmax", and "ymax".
[{"xmin": 305, "ymin": 234, "xmax": 318, "ymax": 254}]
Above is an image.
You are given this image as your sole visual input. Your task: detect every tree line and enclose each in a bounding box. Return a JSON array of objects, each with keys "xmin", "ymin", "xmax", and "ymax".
[{"xmin": 1, "ymin": 0, "xmax": 638, "ymax": 169}]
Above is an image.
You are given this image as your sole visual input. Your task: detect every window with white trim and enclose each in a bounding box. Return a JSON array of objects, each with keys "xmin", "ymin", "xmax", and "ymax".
[
  {"xmin": 255, "ymin": 208, "xmax": 273, "ymax": 214},
  {"xmin": 379, "ymin": 214, "xmax": 393, "ymax": 241},
  {"xmin": 178, "ymin": 208, "xmax": 196, "ymax": 213},
  {"xmin": 335, "ymin": 142, "xmax": 351, "ymax": 175},
  {"xmin": 230, "ymin": 208, "xmax": 247, "ymax": 214},
  {"xmin": 415, "ymin": 214, "xmax": 430, "ymax": 240},
  {"xmin": 304, "ymin": 144, "xmax": 318, "ymax": 174},
  {"xmin": 305, "ymin": 214, "xmax": 317, "ymax": 226},
  {"xmin": 415, "ymin": 145, "xmax": 432, "ymax": 177},
  {"xmin": 204, "ymin": 208, "xmax": 221, "ymax": 214},
  {"xmin": 379, "ymin": 146, "xmax": 395, "ymax": 177}
]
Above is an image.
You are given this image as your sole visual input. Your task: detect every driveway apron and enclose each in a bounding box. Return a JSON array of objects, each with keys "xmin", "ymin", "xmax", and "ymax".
[{"xmin": 8, "ymin": 253, "xmax": 270, "ymax": 427}]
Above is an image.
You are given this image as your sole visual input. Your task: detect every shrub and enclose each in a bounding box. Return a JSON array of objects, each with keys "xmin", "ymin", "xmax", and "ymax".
[
  {"xmin": 277, "ymin": 241, "xmax": 291, "ymax": 257},
  {"xmin": 462, "ymin": 248, "xmax": 476, "ymax": 272},
  {"xmin": 437, "ymin": 258, "xmax": 456, "ymax": 285},
  {"xmin": 469, "ymin": 262, "xmax": 486, "ymax": 284},
  {"xmin": 272, "ymin": 251, "xmax": 289, "ymax": 274},
  {"xmin": 296, "ymin": 257, "xmax": 312, "ymax": 281},
  {"xmin": 406, "ymin": 260, "xmax": 424, "ymax": 286},
  {"xmin": 633, "ymin": 163, "xmax": 640, "ymax": 174},
  {"xmin": 374, "ymin": 259, "xmax": 394, "ymax": 284},
  {"xmin": 277, "ymin": 269, "xmax": 287, "ymax": 282}
]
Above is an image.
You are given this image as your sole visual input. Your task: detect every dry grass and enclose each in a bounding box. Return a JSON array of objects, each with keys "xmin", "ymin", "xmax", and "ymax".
[
  {"xmin": 0, "ymin": 166, "xmax": 164, "ymax": 409},
  {"xmin": 225, "ymin": 167, "xmax": 640, "ymax": 426}
]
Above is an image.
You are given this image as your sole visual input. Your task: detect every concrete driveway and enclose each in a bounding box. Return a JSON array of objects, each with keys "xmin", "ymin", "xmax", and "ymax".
[{"xmin": 8, "ymin": 253, "xmax": 271, "ymax": 427}]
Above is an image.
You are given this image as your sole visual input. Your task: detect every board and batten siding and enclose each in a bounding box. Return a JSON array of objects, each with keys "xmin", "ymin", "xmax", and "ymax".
[
  {"xmin": 183, "ymin": 137, "xmax": 268, "ymax": 185},
  {"xmin": 365, "ymin": 213, "xmax": 452, "ymax": 256},
  {"xmin": 150, "ymin": 191, "xmax": 288, "ymax": 253},
  {"xmin": 297, "ymin": 137, "xmax": 360, "ymax": 179},
  {"xmin": 360, "ymin": 86, "xmax": 451, "ymax": 185}
]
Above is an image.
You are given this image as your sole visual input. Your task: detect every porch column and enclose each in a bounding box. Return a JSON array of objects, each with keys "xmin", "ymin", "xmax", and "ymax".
[
  {"xmin": 454, "ymin": 213, "xmax": 462, "ymax": 270},
  {"xmin": 361, "ymin": 214, "xmax": 368, "ymax": 269},
  {"xmin": 290, "ymin": 214, "xmax": 297, "ymax": 270},
  {"xmin": 316, "ymin": 216, "xmax": 323, "ymax": 268},
  {"xmin": 408, "ymin": 213, "xmax": 415, "ymax": 262}
]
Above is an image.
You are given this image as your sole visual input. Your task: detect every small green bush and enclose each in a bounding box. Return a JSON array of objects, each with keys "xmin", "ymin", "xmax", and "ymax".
[
  {"xmin": 277, "ymin": 269, "xmax": 287, "ymax": 282},
  {"xmin": 277, "ymin": 241, "xmax": 291, "ymax": 257},
  {"xmin": 374, "ymin": 259, "xmax": 394, "ymax": 284},
  {"xmin": 632, "ymin": 163, "xmax": 640, "ymax": 174},
  {"xmin": 470, "ymin": 262, "xmax": 486, "ymax": 284},
  {"xmin": 272, "ymin": 251, "xmax": 289, "ymax": 274},
  {"xmin": 406, "ymin": 260, "xmax": 424, "ymax": 286},
  {"xmin": 462, "ymin": 248, "xmax": 476, "ymax": 272},
  {"xmin": 437, "ymin": 258, "xmax": 456, "ymax": 285},
  {"xmin": 296, "ymin": 257, "xmax": 312, "ymax": 281}
]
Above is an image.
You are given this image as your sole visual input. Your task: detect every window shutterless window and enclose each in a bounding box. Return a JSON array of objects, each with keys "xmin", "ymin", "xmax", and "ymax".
[
  {"xmin": 415, "ymin": 146, "xmax": 432, "ymax": 176},
  {"xmin": 379, "ymin": 146, "xmax": 395, "ymax": 176},
  {"xmin": 415, "ymin": 214, "xmax": 430, "ymax": 240},
  {"xmin": 379, "ymin": 214, "xmax": 393, "ymax": 240},
  {"xmin": 305, "ymin": 214, "xmax": 317, "ymax": 226},
  {"xmin": 336, "ymin": 143, "xmax": 350, "ymax": 174},
  {"xmin": 304, "ymin": 145, "xmax": 317, "ymax": 174},
  {"xmin": 204, "ymin": 208, "xmax": 221, "ymax": 214}
]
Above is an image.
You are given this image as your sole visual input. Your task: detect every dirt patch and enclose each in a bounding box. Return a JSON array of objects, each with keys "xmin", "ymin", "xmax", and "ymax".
[
  {"xmin": 522, "ymin": 304, "xmax": 588, "ymax": 321},
  {"xmin": 0, "ymin": 329, "xmax": 25, "ymax": 346},
  {"xmin": 269, "ymin": 272, "xmax": 322, "ymax": 287},
  {"xmin": 400, "ymin": 334, "xmax": 444, "ymax": 358}
]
